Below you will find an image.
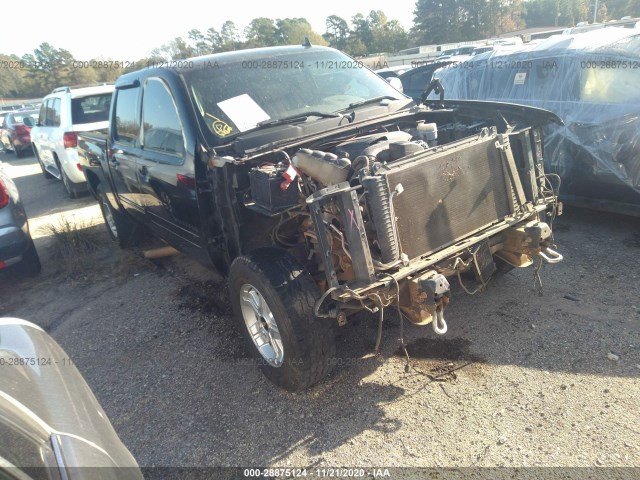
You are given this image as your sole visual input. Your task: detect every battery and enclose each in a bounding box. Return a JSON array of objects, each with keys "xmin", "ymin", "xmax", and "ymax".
[{"xmin": 249, "ymin": 167, "xmax": 300, "ymax": 214}]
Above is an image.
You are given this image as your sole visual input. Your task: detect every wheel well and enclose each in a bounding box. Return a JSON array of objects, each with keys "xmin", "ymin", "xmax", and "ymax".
[{"xmin": 84, "ymin": 170, "xmax": 100, "ymax": 200}]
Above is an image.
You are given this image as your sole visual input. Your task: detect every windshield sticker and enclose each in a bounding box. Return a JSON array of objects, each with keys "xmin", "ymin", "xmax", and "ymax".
[
  {"xmin": 514, "ymin": 72, "xmax": 527, "ymax": 85},
  {"xmin": 217, "ymin": 94, "xmax": 270, "ymax": 132},
  {"xmin": 206, "ymin": 113, "xmax": 233, "ymax": 137}
]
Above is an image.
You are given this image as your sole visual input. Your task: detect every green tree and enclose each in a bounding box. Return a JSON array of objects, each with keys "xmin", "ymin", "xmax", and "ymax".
[
  {"xmin": 368, "ymin": 12, "xmax": 409, "ymax": 53},
  {"xmin": 204, "ymin": 27, "xmax": 222, "ymax": 53},
  {"xmin": 524, "ymin": 0, "xmax": 593, "ymax": 28},
  {"xmin": 151, "ymin": 37, "xmax": 195, "ymax": 61},
  {"xmin": 604, "ymin": 0, "xmax": 639, "ymax": 19},
  {"xmin": 188, "ymin": 29, "xmax": 208, "ymax": 55},
  {"xmin": 220, "ymin": 21, "xmax": 240, "ymax": 51},
  {"xmin": 351, "ymin": 13, "xmax": 374, "ymax": 51},
  {"xmin": 413, "ymin": 0, "xmax": 465, "ymax": 44},
  {"xmin": 324, "ymin": 15, "xmax": 350, "ymax": 51},
  {"xmin": 276, "ymin": 18, "xmax": 327, "ymax": 45},
  {"xmin": 0, "ymin": 54, "xmax": 25, "ymax": 98},
  {"xmin": 21, "ymin": 43, "xmax": 76, "ymax": 96},
  {"xmin": 244, "ymin": 18, "xmax": 279, "ymax": 47}
]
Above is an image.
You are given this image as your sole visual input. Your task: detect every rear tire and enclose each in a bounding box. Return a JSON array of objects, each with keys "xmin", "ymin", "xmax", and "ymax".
[
  {"xmin": 97, "ymin": 183, "xmax": 139, "ymax": 248},
  {"xmin": 60, "ymin": 165, "xmax": 80, "ymax": 199},
  {"xmin": 15, "ymin": 239, "xmax": 41, "ymax": 276},
  {"xmin": 229, "ymin": 247, "xmax": 336, "ymax": 392},
  {"xmin": 34, "ymin": 148, "xmax": 54, "ymax": 179}
]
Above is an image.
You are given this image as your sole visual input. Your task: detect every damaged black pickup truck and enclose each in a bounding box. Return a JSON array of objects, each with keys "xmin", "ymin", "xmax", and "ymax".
[{"xmin": 79, "ymin": 44, "xmax": 563, "ymax": 391}]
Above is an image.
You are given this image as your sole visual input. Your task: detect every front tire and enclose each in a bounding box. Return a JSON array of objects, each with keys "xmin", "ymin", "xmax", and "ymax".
[
  {"xmin": 229, "ymin": 248, "xmax": 335, "ymax": 391},
  {"xmin": 97, "ymin": 183, "xmax": 139, "ymax": 247}
]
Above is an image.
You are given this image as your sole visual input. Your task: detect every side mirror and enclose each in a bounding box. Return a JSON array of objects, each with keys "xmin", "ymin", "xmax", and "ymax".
[
  {"xmin": 23, "ymin": 117, "xmax": 35, "ymax": 128},
  {"xmin": 387, "ymin": 77, "xmax": 404, "ymax": 93}
]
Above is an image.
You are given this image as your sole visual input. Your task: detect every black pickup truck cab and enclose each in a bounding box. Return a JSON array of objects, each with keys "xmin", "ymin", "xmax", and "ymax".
[{"xmin": 80, "ymin": 44, "xmax": 563, "ymax": 391}]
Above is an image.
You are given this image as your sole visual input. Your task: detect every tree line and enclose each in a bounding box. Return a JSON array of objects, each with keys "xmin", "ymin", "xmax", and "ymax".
[{"xmin": 1, "ymin": 0, "xmax": 637, "ymax": 99}]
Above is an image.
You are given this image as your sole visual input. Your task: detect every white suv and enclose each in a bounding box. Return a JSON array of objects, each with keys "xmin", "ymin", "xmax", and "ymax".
[{"xmin": 31, "ymin": 85, "xmax": 114, "ymax": 198}]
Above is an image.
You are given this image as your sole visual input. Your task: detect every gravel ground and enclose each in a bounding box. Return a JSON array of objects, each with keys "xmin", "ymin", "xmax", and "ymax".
[{"xmin": 1, "ymin": 151, "xmax": 638, "ymax": 475}]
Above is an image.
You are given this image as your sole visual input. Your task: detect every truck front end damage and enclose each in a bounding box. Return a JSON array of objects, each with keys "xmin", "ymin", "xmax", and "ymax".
[{"xmin": 252, "ymin": 108, "xmax": 563, "ymax": 337}]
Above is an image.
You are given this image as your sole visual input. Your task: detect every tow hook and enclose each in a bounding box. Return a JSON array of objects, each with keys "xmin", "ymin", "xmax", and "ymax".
[
  {"xmin": 424, "ymin": 274, "xmax": 450, "ymax": 335},
  {"xmin": 433, "ymin": 300, "xmax": 448, "ymax": 335},
  {"xmin": 400, "ymin": 271, "xmax": 450, "ymax": 332},
  {"xmin": 538, "ymin": 246, "xmax": 563, "ymax": 264}
]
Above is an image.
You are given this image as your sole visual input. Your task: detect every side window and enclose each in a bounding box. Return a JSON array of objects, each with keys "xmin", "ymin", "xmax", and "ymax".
[
  {"xmin": 114, "ymin": 87, "xmax": 140, "ymax": 145},
  {"xmin": 45, "ymin": 100, "xmax": 56, "ymax": 127},
  {"xmin": 52, "ymin": 98, "xmax": 61, "ymax": 127},
  {"xmin": 141, "ymin": 78, "xmax": 185, "ymax": 163},
  {"xmin": 38, "ymin": 100, "xmax": 48, "ymax": 126}
]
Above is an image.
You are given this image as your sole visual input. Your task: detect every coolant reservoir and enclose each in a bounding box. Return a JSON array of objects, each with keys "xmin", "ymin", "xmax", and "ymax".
[
  {"xmin": 293, "ymin": 149, "xmax": 351, "ymax": 186},
  {"xmin": 416, "ymin": 121, "xmax": 438, "ymax": 147}
]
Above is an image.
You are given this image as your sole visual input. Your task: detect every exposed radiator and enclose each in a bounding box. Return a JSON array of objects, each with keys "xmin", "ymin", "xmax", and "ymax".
[{"xmin": 366, "ymin": 130, "xmax": 517, "ymax": 260}]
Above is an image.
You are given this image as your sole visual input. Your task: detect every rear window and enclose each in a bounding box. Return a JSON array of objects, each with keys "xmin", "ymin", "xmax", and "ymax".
[{"xmin": 72, "ymin": 93, "xmax": 112, "ymax": 125}]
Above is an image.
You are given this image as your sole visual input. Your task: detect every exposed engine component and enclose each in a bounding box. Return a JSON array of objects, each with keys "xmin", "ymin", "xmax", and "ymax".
[
  {"xmin": 413, "ymin": 121, "xmax": 438, "ymax": 147},
  {"xmin": 335, "ymin": 131, "xmax": 412, "ymax": 160},
  {"xmin": 293, "ymin": 149, "xmax": 351, "ymax": 186},
  {"xmin": 242, "ymin": 116, "xmax": 561, "ymax": 347},
  {"xmin": 248, "ymin": 165, "xmax": 300, "ymax": 214},
  {"xmin": 361, "ymin": 174, "xmax": 401, "ymax": 265}
]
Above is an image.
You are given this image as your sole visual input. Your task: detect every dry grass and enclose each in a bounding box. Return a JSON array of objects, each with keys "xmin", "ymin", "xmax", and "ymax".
[{"xmin": 40, "ymin": 217, "xmax": 108, "ymax": 276}]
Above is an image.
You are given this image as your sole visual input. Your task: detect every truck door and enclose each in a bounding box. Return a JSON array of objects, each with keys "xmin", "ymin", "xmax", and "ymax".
[
  {"xmin": 135, "ymin": 77, "xmax": 204, "ymax": 259},
  {"xmin": 109, "ymin": 85, "xmax": 145, "ymax": 220},
  {"xmin": 33, "ymin": 98, "xmax": 60, "ymax": 173}
]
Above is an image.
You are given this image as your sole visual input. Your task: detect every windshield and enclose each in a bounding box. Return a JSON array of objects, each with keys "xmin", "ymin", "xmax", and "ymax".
[{"xmin": 184, "ymin": 49, "xmax": 405, "ymax": 141}]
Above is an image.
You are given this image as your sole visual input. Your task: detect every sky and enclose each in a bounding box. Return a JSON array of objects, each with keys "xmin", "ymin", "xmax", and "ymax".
[{"xmin": 1, "ymin": 0, "xmax": 418, "ymax": 61}]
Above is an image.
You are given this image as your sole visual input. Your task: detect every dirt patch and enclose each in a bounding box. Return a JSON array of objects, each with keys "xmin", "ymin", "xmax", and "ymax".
[
  {"xmin": 173, "ymin": 280, "xmax": 248, "ymax": 360},
  {"xmin": 398, "ymin": 337, "xmax": 484, "ymax": 362},
  {"xmin": 175, "ymin": 279, "xmax": 232, "ymax": 316},
  {"xmin": 395, "ymin": 337, "xmax": 486, "ymax": 382}
]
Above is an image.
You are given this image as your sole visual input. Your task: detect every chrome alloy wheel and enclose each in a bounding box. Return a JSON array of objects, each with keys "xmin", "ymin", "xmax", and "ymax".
[{"xmin": 240, "ymin": 284, "xmax": 284, "ymax": 367}]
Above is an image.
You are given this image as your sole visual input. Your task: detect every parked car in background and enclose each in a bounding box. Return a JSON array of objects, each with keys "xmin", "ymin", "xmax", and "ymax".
[
  {"xmin": 429, "ymin": 27, "xmax": 640, "ymax": 214},
  {"xmin": 375, "ymin": 65, "xmax": 413, "ymax": 93},
  {"xmin": 398, "ymin": 60, "xmax": 454, "ymax": 101},
  {"xmin": 471, "ymin": 45, "xmax": 494, "ymax": 56},
  {"xmin": 31, "ymin": 84, "xmax": 114, "ymax": 198},
  {"xmin": 0, "ymin": 161, "xmax": 40, "ymax": 276},
  {"xmin": 0, "ymin": 112, "xmax": 8, "ymax": 150},
  {"xmin": 0, "ymin": 317, "xmax": 144, "ymax": 478},
  {"xmin": 0, "ymin": 110, "xmax": 38, "ymax": 158},
  {"xmin": 375, "ymin": 65, "xmax": 413, "ymax": 79},
  {"xmin": 438, "ymin": 46, "xmax": 475, "ymax": 59}
]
